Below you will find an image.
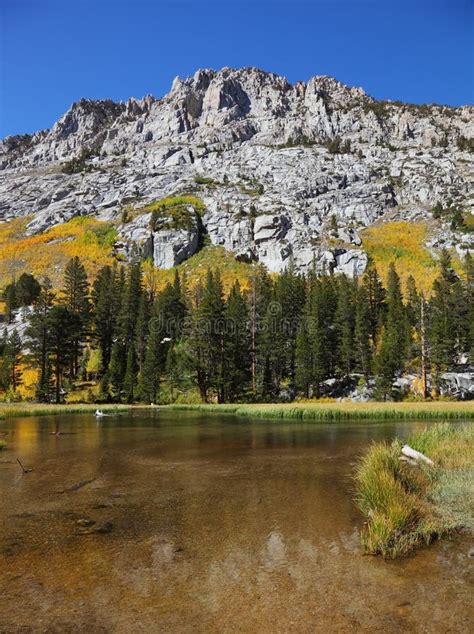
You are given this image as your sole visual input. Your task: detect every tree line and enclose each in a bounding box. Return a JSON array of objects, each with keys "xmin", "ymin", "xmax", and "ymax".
[{"xmin": 0, "ymin": 250, "xmax": 472, "ymax": 403}]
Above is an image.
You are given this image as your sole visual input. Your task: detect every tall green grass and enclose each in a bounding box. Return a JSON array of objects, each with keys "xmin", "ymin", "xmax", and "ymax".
[
  {"xmin": 0, "ymin": 403, "xmax": 130, "ymax": 420},
  {"xmin": 165, "ymin": 401, "xmax": 474, "ymax": 421},
  {"xmin": 354, "ymin": 423, "xmax": 473, "ymax": 558}
]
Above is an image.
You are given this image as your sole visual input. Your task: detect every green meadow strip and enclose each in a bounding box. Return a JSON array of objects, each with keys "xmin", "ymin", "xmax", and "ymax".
[
  {"xmin": 0, "ymin": 404, "xmax": 130, "ymax": 420},
  {"xmin": 164, "ymin": 402, "xmax": 474, "ymax": 421}
]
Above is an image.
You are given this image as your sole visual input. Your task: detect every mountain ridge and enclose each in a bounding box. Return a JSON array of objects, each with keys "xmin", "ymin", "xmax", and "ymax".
[{"xmin": 0, "ymin": 66, "xmax": 472, "ymax": 277}]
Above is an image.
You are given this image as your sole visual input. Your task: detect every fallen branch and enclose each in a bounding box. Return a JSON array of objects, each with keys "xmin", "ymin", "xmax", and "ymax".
[
  {"xmin": 57, "ymin": 477, "xmax": 97, "ymax": 494},
  {"xmin": 17, "ymin": 458, "xmax": 33, "ymax": 473},
  {"xmin": 401, "ymin": 444, "xmax": 434, "ymax": 466}
]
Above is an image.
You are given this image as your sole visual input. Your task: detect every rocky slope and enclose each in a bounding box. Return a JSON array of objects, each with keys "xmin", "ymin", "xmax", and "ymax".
[{"xmin": 0, "ymin": 67, "xmax": 472, "ymax": 275}]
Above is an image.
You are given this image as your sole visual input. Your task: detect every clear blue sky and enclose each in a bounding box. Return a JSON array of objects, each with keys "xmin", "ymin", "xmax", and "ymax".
[{"xmin": 0, "ymin": 0, "xmax": 473, "ymax": 137}]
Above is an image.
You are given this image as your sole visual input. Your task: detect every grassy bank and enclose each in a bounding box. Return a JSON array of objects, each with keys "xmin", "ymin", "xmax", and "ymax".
[
  {"xmin": 164, "ymin": 401, "xmax": 474, "ymax": 421},
  {"xmin": 0, "ymin": 403, "xmax": 131, "ymax": 420},
  {"xmin": 355, "ymin": 423, "xmax": 473, "ymax": 558}
]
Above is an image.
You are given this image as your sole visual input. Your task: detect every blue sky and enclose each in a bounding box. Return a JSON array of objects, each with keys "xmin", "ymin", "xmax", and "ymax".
[{"xmin": 0, "ymin": 0, "xmax": 472, "ymax": 137}]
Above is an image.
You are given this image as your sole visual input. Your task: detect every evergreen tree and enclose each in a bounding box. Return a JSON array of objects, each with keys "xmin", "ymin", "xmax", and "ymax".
[
  {"xmin": 4, "ymin": 330, "xmax": 22, "ymax": 391},
  {"xmin": 375, "ymin": 263, "xmax": 409, "ymax": 398},
  {"xmin": 334, "ymin": 275, "xmax": 356, "ymax": 376},
  {"xmin": 26, "ymin": 277, "xmax": 54, "ymax": 401},
  {"xmin": 92, "ymin": 265, "xmax": 117, "ymax": 372},
  {"xmin": 123, "ymin": 343, "xmax": 137, "ymax": 403},
  {"xmin": 362, "ymin": 262, "xmax": 386, "ymax": 345},
  {"xmin": 117, "ymin": 261, "xmax": 142, "ymax": 345},
  {"xmin": 405, "ymin": 275, "xmax": 419, "ymax": 330},
  {"xmin": 186, "ymin": 271, "xmax": 226, "ymax": 402},
  {"xmin": 61, "ymin": 256, "xmax": 90, "ymax": 377},
  {"xmin": 429, "ymin": 250, "xmax": 460, "ymax": 373},
  {"xmin": 462, "ymin": 252, "xmax": 474, "ymax": 360},
  {"xmin": 354, "ymin": 283, "xmax": 372, "ymax": 379},
  {"xmin": 15, "ymin": 273, "xmax": 41, "ymax": 307},
  {"xmin": 3, "ymin": 282, "xmax": 17, "ymax": 323},
  {"xmin": 224, "ymin": 281, "xmax": 251, "ymax": 401},
  {"xmin": 108, "ymin": 339, "xmax": 126, "ymax": 401},
  {"xmin": 139, "ymin": 323, "xmax": 161, "ymax": 403},
  {"xmin": 248, "ymin": 267, "xmax": 272, "ymax": 396},
  {"xmin": 295, "ymin": 314, "xmax": 313, "ymax": 397},
  {"xmin": 134, "ymin": 290, "xmax": 150, "ymax": 373},
  {"xmin": 47, "ymin": 305, "xmax": 79, "ymax": 403}
]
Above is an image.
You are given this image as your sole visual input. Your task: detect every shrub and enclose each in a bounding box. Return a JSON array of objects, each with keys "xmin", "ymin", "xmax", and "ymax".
[
  {"xmin": 194, "ymin": 175, "xmax": 216, "ymax": 186},
  {"xmin": 61, "ymin": 147, "xmax": 97, "ymax": 174}
]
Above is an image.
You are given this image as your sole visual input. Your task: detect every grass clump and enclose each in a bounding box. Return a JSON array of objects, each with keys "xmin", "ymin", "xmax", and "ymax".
[
  {"xmin": 0, "ymin": 403, "xmax": 131, "ymax": 420},
  {"xmin": 164, "ymin": 401, "xmax": 474, "ymax": 421},
  {"xmin": 355, "ymin": 423, "xmax": 474, "ymax": 558},
  {"xmin": 0, "ymin": 438, "xmax": 7, "ymax": 449}
]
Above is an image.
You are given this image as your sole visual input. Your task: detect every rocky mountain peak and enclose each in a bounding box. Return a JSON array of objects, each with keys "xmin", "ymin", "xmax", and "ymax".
[{"xmin": 0, "ymin": 66, "xmax": 472, "ymax": 276}]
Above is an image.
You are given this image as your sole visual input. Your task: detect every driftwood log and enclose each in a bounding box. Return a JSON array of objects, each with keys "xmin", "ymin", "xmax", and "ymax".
[{"xmin": 400, "ymin": 444, "xmax": 434, "ymax": 466}]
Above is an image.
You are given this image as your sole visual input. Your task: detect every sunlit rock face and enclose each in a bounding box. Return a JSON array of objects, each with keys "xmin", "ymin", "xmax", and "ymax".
[{"xmin": 0, "ymin": 67, "xmax": 472, "ymax": 272}]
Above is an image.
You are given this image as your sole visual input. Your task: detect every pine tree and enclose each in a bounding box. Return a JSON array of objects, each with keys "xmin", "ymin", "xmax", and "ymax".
[
  {"xmin": 185, "ymin": 271, "xmax": 225, "ymax": 402},
  {"xmin": 248, "ymin": 267, "xmax": 272, "ymax": 396},
  {"xmin": 363, "ymin": 262, "xmax": 386, "ymax": 345},
  {"xmin": 61, "ymin": 256, "xmax": 90, "ymax": 378},
  {"xmin": 405, "ymin": 275, "xmax": 419, "ymax": 330},
  {"xmin": 429, "ymin": 250, "xmax": 459, "ymax": 374},
  {"xmin": 92, "ymin": 265, "xmax": 117, "ymax": 372},
  {"xmin": 108, "ymin": 340, "xmax": 126, "ymax": 401},
  {"xmin": 139, "ymin": 324, "xmax": 161, "ymax": 403},
  {"xmin": 123, "ymin": 343, "xmax": 137, "ymax": 403},
  {"xmin": 134, "ymin": 290, "xmax": 150, "ymax": 373},
  {"xmin": 26, "ymin": 277, "xmax": 54, "ymax": 401},
  {"xmin": 47, "ymin": 305, "xmax": 79, "ymax": 403},
  {"xmin": 4, "ymin": 329, "xmax": 22, "ymax": 391},
  {"xmin": 224, "ymin": 281, "xmax": 251, "ymax": 401},
  {"xmin": 117, "ymin": 261, "xmax": 142, "ymax": 345},
  {"xmin": 462, "ymin": 252, "xmax": 474, "ymax": 360},
  {"xmin": 375, "ymin": 263, "xmax": 409, "ymax": 398},
  {"xmin": 295, "ymin": 315, "xmax": 313, "ymax": 397},
  {"xmin": 3, "ymin": 282, "xmax": 17, "ymax": 323},
  {"xmin": 15, "ymin": 273, "xmax": 41, "ymax": 307},
  {"xmin": 334, "ymin": 275, "xmax": 356, "ymax": 376},
  {"xmin": 354, "ymin": 283, "xmax": 372, "ymax": 379}
]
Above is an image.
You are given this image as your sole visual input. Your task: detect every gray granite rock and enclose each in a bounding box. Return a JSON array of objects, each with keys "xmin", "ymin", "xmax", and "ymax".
[{"xmin": 0, "ymin": 67, "xmax": 472, "ymax": 275}]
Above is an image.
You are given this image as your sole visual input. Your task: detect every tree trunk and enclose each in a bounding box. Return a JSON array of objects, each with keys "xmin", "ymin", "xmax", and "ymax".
[{"xmin": 420, "ymin": 294, "xmax": 428, "ymax": 399}]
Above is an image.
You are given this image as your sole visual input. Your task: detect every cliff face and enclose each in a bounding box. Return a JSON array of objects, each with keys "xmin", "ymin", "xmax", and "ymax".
[{"xmin": 0, "ymin": 67, "xmax": 472, "ymax": 274}]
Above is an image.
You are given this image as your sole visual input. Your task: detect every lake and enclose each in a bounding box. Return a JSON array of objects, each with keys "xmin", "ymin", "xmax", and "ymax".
[{"xmin": 0, "ymin": 411, "xmax": 472, "ymax": 632}]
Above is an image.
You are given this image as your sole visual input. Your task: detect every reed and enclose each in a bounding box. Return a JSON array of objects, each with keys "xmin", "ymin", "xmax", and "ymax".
[
  {"xmin": 165, "ymin": 401, "xmax": 474, "ymax": 421},
  {"xmin": 354, "ymin": 423, "xmax": 474, "ymax": 558},
  {"xmin": 0, "ymin": 403, "xmax": 130, "ymax": 420}
]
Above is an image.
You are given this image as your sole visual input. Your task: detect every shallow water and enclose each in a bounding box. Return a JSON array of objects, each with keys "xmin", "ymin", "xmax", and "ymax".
[{"xmin": 0, "ymin": 412, "xmax": 472, "ymax": 633}]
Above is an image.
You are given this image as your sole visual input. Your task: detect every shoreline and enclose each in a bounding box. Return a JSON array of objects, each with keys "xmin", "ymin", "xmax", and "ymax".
[
  {"xmin": 162, "ymin": 401, "xmax": 474, "ymax": 421},
  {"xmin": 0, "ymin": 403, "xmax": 133, "ymax": 420},
  {"xmin": 0, "ymin": 401, "xmax": 473, "ymax": 422}
]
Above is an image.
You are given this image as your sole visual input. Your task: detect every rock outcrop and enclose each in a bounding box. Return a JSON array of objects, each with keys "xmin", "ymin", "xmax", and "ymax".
[{"xmin": 0, "ymin": 67, "xmax": 472, "ymax": 272}]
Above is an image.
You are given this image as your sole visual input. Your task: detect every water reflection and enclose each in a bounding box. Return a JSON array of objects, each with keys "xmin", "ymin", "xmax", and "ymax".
[{"xmin": 0, "ymin": 412, "xmax": 472, "ymax": 632}]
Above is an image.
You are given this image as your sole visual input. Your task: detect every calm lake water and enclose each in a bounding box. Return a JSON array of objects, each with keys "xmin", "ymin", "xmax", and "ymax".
[{"xmin": 0, "ymin": 411, "xmax": 472, "ymax": 633}]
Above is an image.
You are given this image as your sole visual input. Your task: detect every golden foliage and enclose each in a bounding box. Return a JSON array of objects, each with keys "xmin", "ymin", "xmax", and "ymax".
[
  {"xmin": 0, "ymin": 216, "xmax": 116, "ymax": 288},
  {"xmin": 142, "ymin": 246, "xmax": 264, "ymax": 296},
  {"xmin": 362, "ymin": 221, "xmax": 438, "ymax": 295},
  {"xmin": 16, "ymin": 366, "xmax": 38, "ymax": 400}
]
